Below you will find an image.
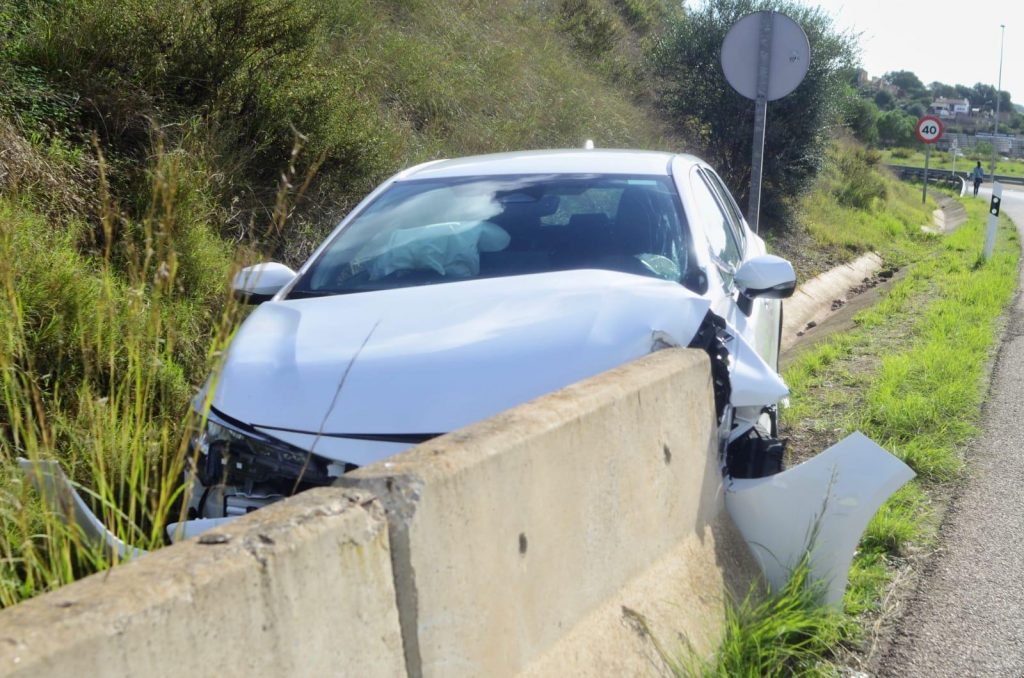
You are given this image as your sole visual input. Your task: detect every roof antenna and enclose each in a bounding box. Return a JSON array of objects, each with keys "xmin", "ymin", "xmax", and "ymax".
[{"xmin": 583, "ymin": 139, "xmax": 595, "ymax": 150}]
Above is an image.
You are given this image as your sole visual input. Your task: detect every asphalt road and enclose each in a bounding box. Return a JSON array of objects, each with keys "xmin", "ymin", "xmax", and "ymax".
[{"xmin": 880, "ymin": 185, "xmax": 1024, "ymax": 676}]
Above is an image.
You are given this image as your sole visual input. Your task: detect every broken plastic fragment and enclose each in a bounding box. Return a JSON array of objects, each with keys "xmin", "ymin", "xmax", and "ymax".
[
  {"xmin": 18, "ymin": 458, "xmax": 146, "ymax": 559},
  {"xmin": 725, "ymin": 432, "xmax": 914, "ymax": 606}
]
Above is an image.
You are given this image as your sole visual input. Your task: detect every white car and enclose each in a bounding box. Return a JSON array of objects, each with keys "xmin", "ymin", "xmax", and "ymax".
[{"xmin": 186, "ymin": 149, "xmax": 798, "ymax": 522}]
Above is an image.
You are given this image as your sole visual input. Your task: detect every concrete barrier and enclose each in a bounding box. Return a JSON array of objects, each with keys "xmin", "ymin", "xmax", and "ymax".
[
  {"xmin": 0, "ymin": 488, "xmax": 406, "ymax": 677},
  {"xmin": 0, "ymin": 348, "xmax": 760, "ymax": 677},
  {"xmin": 341, "ymin": 348, "xmax": 760, "ymax": 677}
]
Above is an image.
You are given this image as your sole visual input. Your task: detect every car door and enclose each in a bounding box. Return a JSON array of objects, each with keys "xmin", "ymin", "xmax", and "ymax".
[
  {"xmin": 699, "ymin": 168, "xmax": 781, "ymax": 368},
  {"xmin": 687, "ymin": 167, "xmax": 780, "ymax": 367}
]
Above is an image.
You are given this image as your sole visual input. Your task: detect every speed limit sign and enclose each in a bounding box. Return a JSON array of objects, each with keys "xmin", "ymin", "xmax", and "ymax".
[{"xmin": 915, "ymin": 115, "xmax": 944, "ymax": 144}]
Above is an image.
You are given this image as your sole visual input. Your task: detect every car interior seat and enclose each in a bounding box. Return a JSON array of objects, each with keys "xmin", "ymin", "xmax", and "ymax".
[{"xmin": 613, "ymin": 187, "xmax": 658, "ymax": 255}]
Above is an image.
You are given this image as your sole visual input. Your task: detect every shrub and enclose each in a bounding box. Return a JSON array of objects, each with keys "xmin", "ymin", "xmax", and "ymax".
[
  {"xmin": 560, "ymin": 0, "xmax": 622, "ymax": 56},
  {"xmin": 834, "ymin": 149, "xmax": 888, "ymax": 210}
]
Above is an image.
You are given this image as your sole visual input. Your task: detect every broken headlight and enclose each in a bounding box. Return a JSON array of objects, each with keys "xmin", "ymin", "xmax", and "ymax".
[{"xmin": 188, "ymin": 408, "xmax": 333, "ymax": 492}]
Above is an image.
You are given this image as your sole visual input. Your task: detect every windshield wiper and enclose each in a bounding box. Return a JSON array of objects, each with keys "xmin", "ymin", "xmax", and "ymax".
[{"xmin": 285, "ymin": 289, "xmax": 343, "ymax": 299}]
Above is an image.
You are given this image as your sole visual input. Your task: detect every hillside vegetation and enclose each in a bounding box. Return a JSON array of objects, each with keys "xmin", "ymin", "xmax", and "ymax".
[
  {"xmin": 0, "ymin": 0, "xmax": 688, "ymax": 603},
  {"xmin": 1, "ymin": 0, "xmax": 680, "ymax": 261}
]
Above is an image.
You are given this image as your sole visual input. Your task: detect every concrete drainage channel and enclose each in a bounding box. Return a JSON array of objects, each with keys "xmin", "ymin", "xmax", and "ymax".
[
  {"xmin": 782, "ymin": 251, "xmax": 884, "ymax": 353},
  {"xmin": 782, "ymin": 197, "xmax": 967, "ymax": 364}
]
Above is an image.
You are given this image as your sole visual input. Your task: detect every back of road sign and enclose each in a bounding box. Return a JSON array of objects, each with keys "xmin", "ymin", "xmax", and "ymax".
[{"xmin": 721, "ymin": 12, "xmax": 810, "ymax": 102}]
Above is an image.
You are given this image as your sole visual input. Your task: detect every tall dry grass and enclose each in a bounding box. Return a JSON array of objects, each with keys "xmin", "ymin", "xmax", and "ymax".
[{"xmin": 0, "ymin": 140, "xmax": 248, "ymax": 606}]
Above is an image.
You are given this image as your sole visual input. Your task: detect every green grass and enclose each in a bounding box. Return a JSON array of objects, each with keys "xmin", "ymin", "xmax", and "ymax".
[
  {"xmin": 1, "ymin": 0, "xmax": 682, "ymax": 263},
  {"xmin": 881, "ymin": 148, "xmax": 1024, "ymax": 176},
  {"xmin": 688, "ymin": 158, "xmax": 1018, "ymax": 673},
  {"xmin": 0, "ymin": 151, "xmax": 244, "ymax": 606},
  {"xmin": 670, "ymin": 558, "xmax": 851, "ymax": 678},
  {"xmin": 0, "ymin": 0, "xmax": 686, "ymax": 605},
  {"xmin": 779, "ymin": 195, "xmax": 1018, "ymax": 654},
  {"xmin": 772, "ymin": 141, "xmax": 937, "ymax": 280}
]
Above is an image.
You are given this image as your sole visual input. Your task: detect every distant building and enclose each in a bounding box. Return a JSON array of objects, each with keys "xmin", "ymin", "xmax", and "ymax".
[
  {"xmin": 932, "ymin": 97, "xmax": 970, "ymax": 118},
  {"xmin": 866, "ymin": 76, "xmax": 899, "ymax": 95}
]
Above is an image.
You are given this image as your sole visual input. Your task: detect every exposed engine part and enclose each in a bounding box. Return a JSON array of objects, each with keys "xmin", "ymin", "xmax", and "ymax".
[
  {"xmin": 685, "ymin": 311, "xmax": 786, "ymax": 480},
  {"xmin": 185, "ymin": 409, "xmax": 359, "ymax": 519},
  {"xmin": 195, "ymin": 432, "xmax": 334, "ymax": 493},
  {"xmin": 225, "ymin": 492, "xmax": 285, "ymax": 517},
  {"xmin": 726, "ymin": 425, "xmax": 786, "ymax": 479}
]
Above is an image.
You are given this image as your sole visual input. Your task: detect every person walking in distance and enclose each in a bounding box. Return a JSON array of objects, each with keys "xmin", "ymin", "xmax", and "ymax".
[{"xmin": 972, "ymin": 161, "xmax": 984, "ymax": 197}]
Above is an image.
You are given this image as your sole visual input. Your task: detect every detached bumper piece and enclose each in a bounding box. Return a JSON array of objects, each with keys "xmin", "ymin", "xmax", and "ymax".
[{"xmin": 726, "ymin": 432, "xmax": 915, "ymax": 606}]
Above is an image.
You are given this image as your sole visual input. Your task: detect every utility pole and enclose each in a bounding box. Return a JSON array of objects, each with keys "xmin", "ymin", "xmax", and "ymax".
[{"xmin": 991, "ymin": 24, "xmax": 1006, "ymax": 181}]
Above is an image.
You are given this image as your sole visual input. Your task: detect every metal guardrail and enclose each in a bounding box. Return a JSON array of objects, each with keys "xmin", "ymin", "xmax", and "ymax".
[{"xmin": 886, "ymin": 163, "xmax": 1024, "ymax": 186}]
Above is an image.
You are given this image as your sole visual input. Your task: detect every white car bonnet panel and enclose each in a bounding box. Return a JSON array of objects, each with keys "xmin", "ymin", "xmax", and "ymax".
[{"xmin": 211, "ymin": 269, "xmax": 713, "ymax": 442}]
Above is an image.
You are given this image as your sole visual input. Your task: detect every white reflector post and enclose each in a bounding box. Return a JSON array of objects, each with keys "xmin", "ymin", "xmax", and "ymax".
[{"xmin": 984, "ymin": 182, "xmax": 1003, "ymax": 261}]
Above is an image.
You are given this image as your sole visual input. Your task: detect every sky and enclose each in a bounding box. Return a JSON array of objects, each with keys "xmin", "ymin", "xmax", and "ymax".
[{"xmin": 806, "ymin": 0, "xmax": 1024, "ymax": 105}]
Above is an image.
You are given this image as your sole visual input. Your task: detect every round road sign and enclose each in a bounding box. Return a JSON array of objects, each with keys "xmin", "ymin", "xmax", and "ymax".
[
  {"xmin": 915, "ymin": 115, "xmax": 944, "ymax": 144},
  {"xmin": 721, "ymin": 11, "xmax": 810, "ymax": 101}
]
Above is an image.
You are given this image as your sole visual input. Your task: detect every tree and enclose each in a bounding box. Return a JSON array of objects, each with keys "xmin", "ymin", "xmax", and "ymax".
[
  {"xmin": 650, "ymin": 0, "xmax": 859, "ymax": 225},
  {"xmin": 929, "ymin": 81, "xmax": 956, "ymax": 99},
  {"xmin": 884, "ymin": 70, "xmax": 926, "ymax": 99},
  {"xmin": 844, "ymin": 94, "xmax": 879, "ymax": 146},
  {"xmin": 874, "ymin": 90, "xmax": 894, "ymax": 110},
  {"xmin": 971, "ymin": 83, "xmax": 998, "ymax": 111},
  {"xmin": 876, "ymin": 110, "xmax": 915, "ymax": 147},
  {"xmin": 904, "ymin": 102, "xmax": 926, "ymax": 118}
]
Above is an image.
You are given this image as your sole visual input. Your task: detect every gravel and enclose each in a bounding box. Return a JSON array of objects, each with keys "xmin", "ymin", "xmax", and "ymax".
[{"xmin": 879, "ymin": 186, "xmax": 1024, "ymax": 677}]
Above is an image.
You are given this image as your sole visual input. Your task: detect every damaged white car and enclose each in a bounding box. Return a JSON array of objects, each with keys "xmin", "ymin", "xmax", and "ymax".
[
  {"xmin": 23, "ymin": 148, "xmax": 916, "ymax": 603},
  {"xmin": 186, "ymin": 149, "xmax": 797, "ymax": 524}
]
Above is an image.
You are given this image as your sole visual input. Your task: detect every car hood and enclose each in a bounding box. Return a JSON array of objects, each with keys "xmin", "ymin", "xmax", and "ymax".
[{"xmin": 208, "ymin": 270, "xmax": 711, "ymax": 454}]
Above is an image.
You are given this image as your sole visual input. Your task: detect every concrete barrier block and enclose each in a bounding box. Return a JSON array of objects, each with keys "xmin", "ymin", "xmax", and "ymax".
[
  {"xmin": 0, "ymin": 488, "xmax": 405, "ymax": 677},
  {"xmin": 342, "ymin": 348, "xmax": 760, "ymax": 677}
]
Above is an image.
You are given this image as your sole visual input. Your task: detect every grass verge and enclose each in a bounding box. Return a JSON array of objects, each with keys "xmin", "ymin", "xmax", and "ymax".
[
  {"xmin": 776, "ymin": 196, "xmax": 1018, "ymax": 668},
  {"xmin": 881, "ymin": 149, "xmax": 1024, "ymax": 177},
  {"xmin": 0, "ymin": 151, "xmax": 246, "ymax": 606},
  {"xmin": 771, "ymin": 141, "xmax": 937, "ymax": 280},
  {"xmin": 683, "ymin": 181, "xmax": 1017, "ymax": 674}
]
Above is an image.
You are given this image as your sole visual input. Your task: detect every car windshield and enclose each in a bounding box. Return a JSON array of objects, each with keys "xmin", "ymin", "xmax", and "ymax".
[{"xmin": 288, "ymin": 174, "xmax": 700, "ymax": 297}]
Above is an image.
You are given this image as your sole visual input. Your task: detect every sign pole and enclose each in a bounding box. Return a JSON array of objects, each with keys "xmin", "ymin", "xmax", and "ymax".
[
  {"xmin": 746, "ymin": 12, "xmax": 774, "ymax": 233},
  {"xmin": 922, "ymin": 144, "xmax": 931, "ymax": 204}
]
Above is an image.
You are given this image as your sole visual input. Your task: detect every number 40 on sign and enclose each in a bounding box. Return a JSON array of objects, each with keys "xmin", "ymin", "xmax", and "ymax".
[{"xmin": 916, "ymin": 115, "xmax": 943, "ymax": 144}]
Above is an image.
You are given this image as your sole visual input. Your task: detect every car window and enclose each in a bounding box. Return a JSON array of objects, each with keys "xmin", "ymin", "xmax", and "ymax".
[
  {"xmin": 289, "ymin": 175, "xmax": 703, "ymax": 297},
  {"xmin": 689, "ymin": 170, "xmax": 742, "ymax": 288},
  {"xmin": 701, "ymin": 169, "xmax": 747, "ymax": 252}
]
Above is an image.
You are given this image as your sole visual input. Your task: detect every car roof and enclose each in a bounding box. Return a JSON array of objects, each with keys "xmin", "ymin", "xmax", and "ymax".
[{"xmin": 399, "ymin": 149, "xmax": 705, "ymax": 180}]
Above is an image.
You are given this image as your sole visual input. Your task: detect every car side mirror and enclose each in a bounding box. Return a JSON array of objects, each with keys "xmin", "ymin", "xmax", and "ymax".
[
  {"xmin": 232, "ymin": 262, "xmax": 297, "ymax": 304},
  {"xmin": 735, "ymin": 255, "xmax": 796, "ymax": 315}
]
